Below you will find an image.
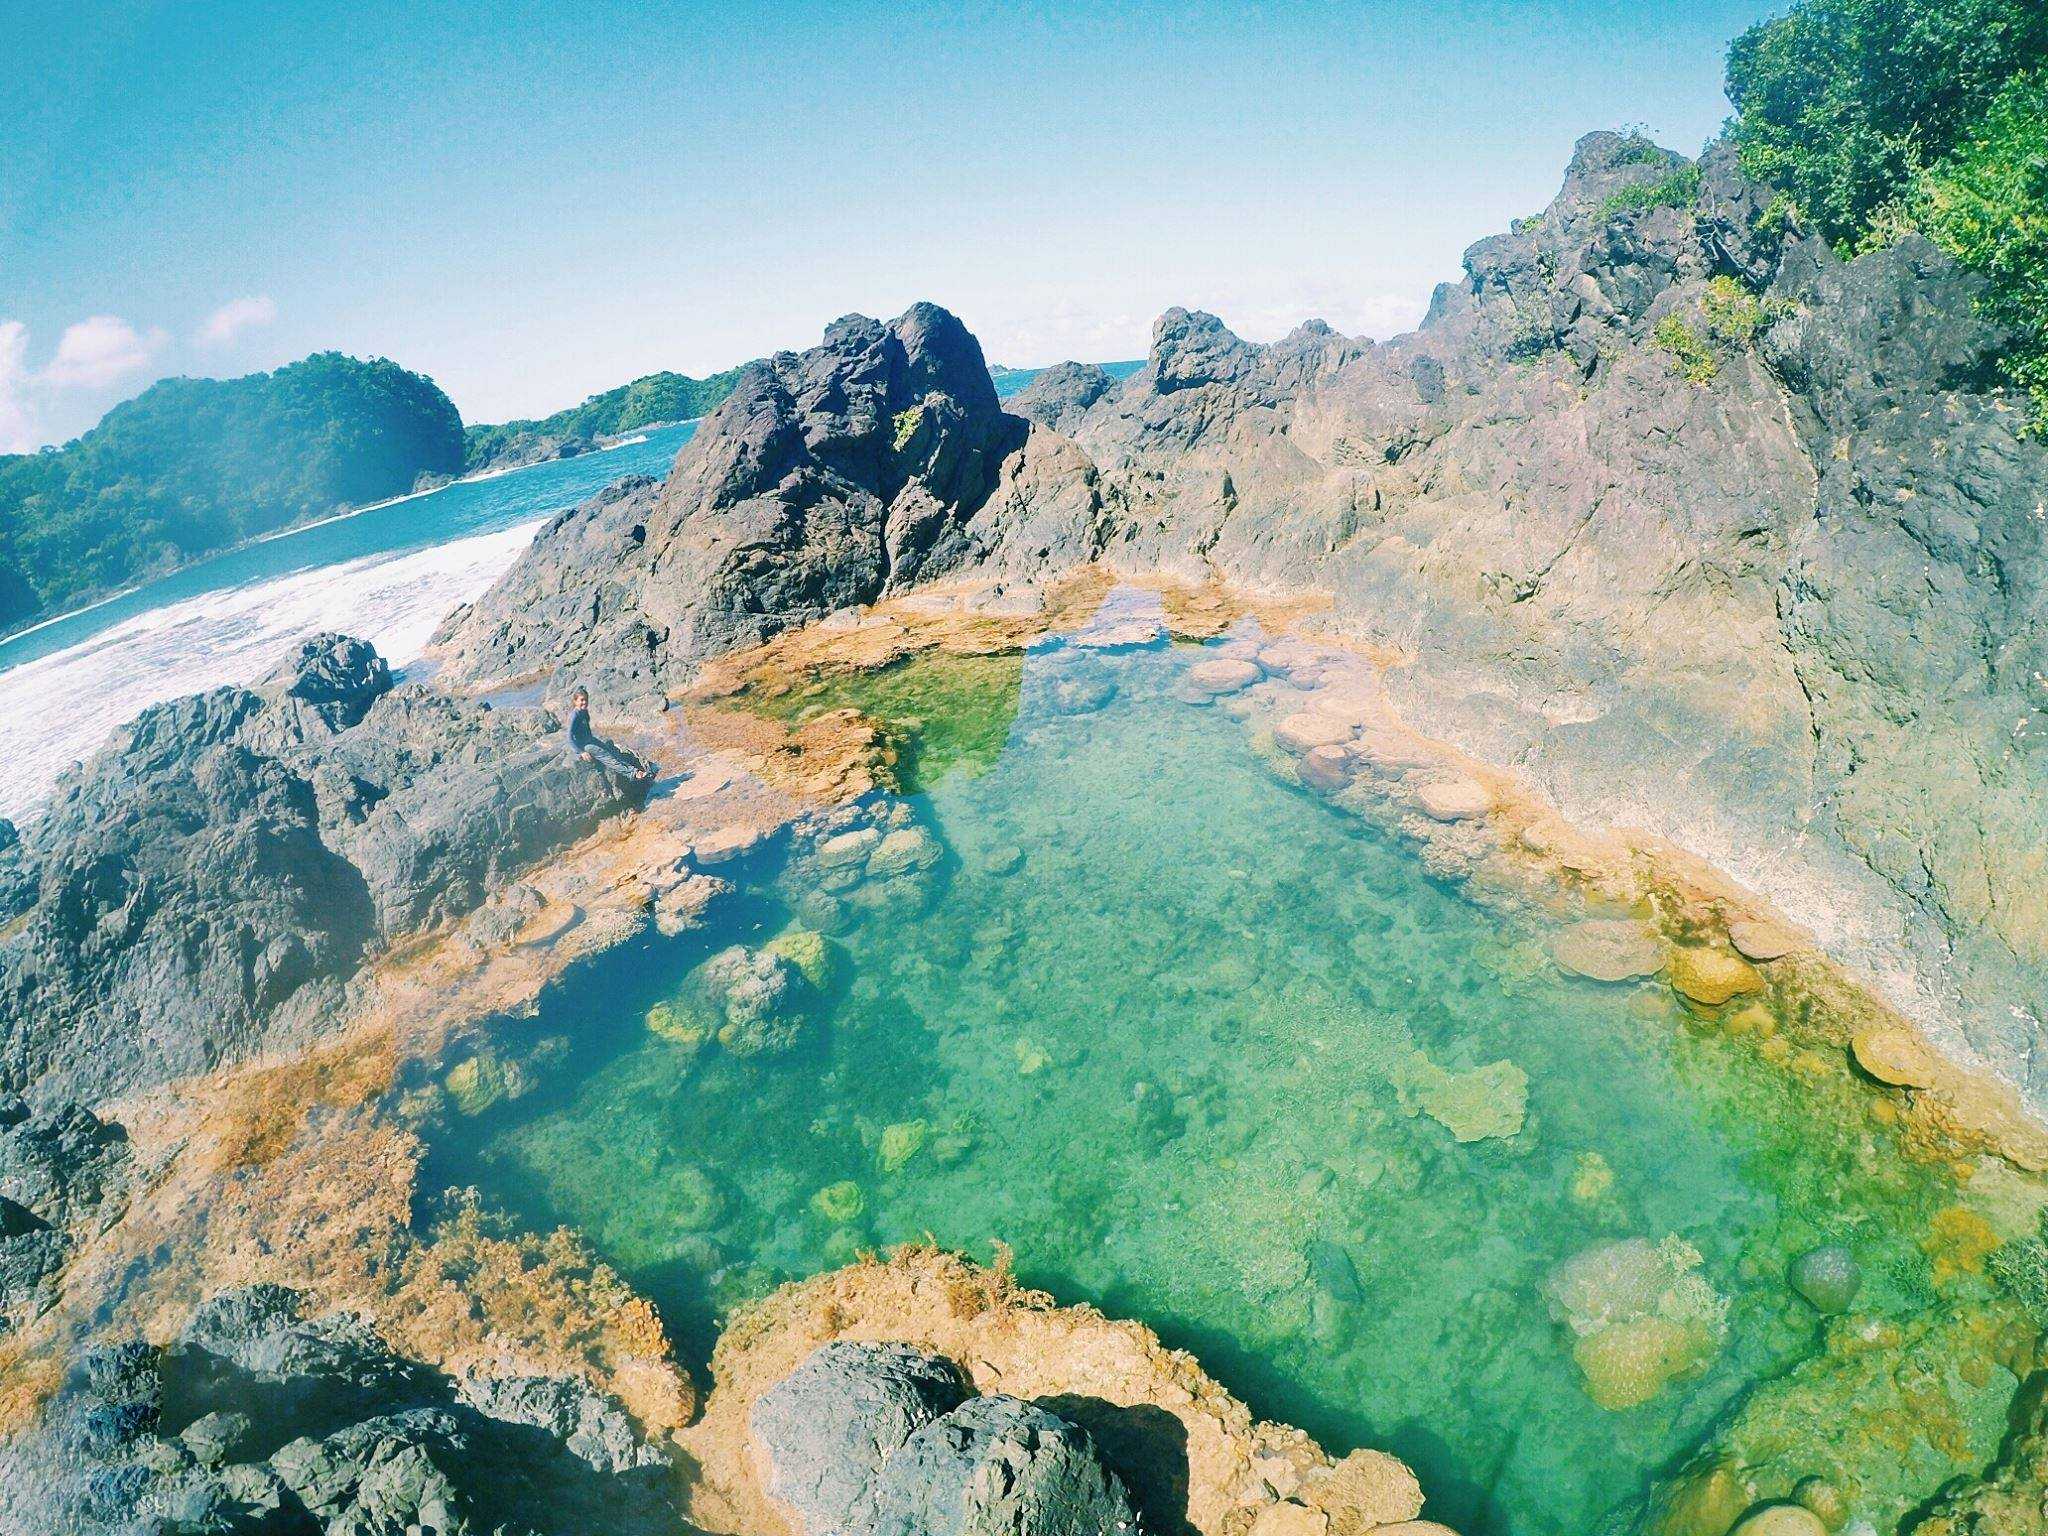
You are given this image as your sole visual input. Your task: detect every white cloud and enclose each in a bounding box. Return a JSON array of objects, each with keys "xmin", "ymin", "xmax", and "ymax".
[
  {"xmin": 42, "ymin": 314, "xmax": 166, "ymax": 389},
  {"xmin": 0, "ymin": 321, "xmax": 36, "ymax": 453},
  {"xmin": 196, "ymin": 294, "xmax": 277, "ymax": 347}
]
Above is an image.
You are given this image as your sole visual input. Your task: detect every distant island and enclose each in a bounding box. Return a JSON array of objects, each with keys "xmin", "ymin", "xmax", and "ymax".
[
  {"xmin": 0, "ymin": 353, "xmax": 462, "ymax": 633},
  {"xmin": 460, "ymin": 366, "xmax": 751, "ymax": 476}
]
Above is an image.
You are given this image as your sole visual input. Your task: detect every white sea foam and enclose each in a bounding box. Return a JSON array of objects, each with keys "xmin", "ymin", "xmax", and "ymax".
[{"xmin": 0, "ymin": 519, "xmax": 542, "ymax": 823}]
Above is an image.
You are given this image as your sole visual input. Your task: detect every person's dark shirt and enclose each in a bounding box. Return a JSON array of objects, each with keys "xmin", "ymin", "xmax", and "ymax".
[{"xmin": 567, "ymin": 706, "xmax": 595, "ymax": 752}]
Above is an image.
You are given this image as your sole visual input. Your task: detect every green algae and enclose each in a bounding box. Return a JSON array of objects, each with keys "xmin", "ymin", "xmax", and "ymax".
[
  {"xmin": 731, "ymin": 650, "xmax": 1024, "ymax": 792},
  {"xmin": 447, "ymin": 635, "xmax": 2048, "ymax": 1536}
]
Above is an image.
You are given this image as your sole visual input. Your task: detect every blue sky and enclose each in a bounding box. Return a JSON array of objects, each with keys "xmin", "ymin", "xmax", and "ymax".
[{"xmin": 1, "ymin": 0, "xmax": 1778, "ymax": 449}]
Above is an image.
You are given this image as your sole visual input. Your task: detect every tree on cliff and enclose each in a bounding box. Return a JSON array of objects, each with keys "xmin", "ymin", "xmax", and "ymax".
[
  {"xmin": 1727, "ymin": 0, "xmax": 2048, "ymax": 424},
  {"xmin": 0, "ymin": 352, "xmax": 464, "ymax": 631}
]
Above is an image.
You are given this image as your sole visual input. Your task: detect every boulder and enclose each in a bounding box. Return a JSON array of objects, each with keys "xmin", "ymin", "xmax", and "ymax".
[
  {"xmin": 1667, "ymin": 947, "xmax": 1763, "ymax": 1007},
  {"xmin": 0, "ymin": 634, "xmax": 643, "ymax": 1103},
  {"xmin": 1185, "ymin": 657, "xmax": 1263, "ymax": 695},
  {"xmin": 1415, "ymin": 779, "xmax": 1492, "ymax": 823},
  {"xmin": 867, "ymin": 1394, "xmax": 1141, "ymax": 1536},
  {"xmin": 752, "ymin": 1341, "xmax": 969, "ymax": 1534}
]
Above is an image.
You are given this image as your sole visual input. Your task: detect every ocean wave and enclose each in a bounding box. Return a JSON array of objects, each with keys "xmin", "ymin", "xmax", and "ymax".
[{"xmin": 0, "ymin": 519, "xmax": 543, "ymax": 823}]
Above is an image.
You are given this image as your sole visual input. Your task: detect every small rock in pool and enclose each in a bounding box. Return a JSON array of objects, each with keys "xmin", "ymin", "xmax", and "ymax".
[
  {"xmin": 1728, "ymin": 916, "xmax": 1800, "ymax": 961},
  {"xmin": 1849, "ymin": 1027, "xmax": 1941, "ymax": 1088},
  {"xmin": 1793, "ymin": 1477, "xmax": 1847, "ymax": 1529},
  {"xmin": 1416, "ymin": 778, "xmax": 1491, "ymax": 822},
  {"xmin": 1668, "ymin": 945, "xmax": 1763, "ymax": 1006},
  {"xmin": 1049, "ymin": 675, "xmax": 1116, "ymax": 714},
  {"xmin": 1186, "ymin": 657, "xmax": 1263, "ymax": 695},
  {"xmin": 1305, "ymin": 1239, "xmax": 1365, "ymax": 1303},
  {"xmin": 1273, "ymin": 711, "xmax": 1356, "ymax": 754},
  {"xmin": 1730, "ymin": 1505, "xmax": 1828, "ymax": 1536},
  {"xmin": 1297, "ymin": 745, "xmax": 1353, "ymax": 791},
  {"xmin": 1789, "ymin": 1244, "xmax": 1861, "ymax": 1314},
  {"xmin": 1552, "ymin": 918, "xmax": 1664, "ymax": 982},
  {"xmin": 810, "ymin": 1180, "xmax": 866, "ymax": 1224}
]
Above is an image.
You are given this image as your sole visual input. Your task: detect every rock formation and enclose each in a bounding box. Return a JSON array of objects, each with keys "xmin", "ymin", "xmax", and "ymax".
[
  {"xmin": 431, "ymin": 304, "xmax": 1100, "ymax": 710},
  {"xmin": 0, "ymin": 633, "xmax": 646, "ymax": 1105}
]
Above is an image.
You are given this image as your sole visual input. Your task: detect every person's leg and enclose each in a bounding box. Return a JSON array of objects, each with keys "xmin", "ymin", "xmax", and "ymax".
[{"xmin": 588, "ymin": 739, "xmax": 647, "ymax": 778}]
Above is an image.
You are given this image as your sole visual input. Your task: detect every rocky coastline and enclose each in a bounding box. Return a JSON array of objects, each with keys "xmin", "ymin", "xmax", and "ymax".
[{"xmin": 5, "ymin": 129, "xmax": 2048, "ymax": 1534}]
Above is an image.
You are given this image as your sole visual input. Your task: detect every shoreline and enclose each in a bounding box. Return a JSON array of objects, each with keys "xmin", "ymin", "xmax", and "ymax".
[{"xmin": 0, "ymin": 416, "xmax": 702, "ymax": 656}]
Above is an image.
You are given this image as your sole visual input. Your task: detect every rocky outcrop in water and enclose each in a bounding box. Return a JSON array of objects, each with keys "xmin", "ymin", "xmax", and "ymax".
[
  {"xmin": 0, "ymin": 1284, "xmax": 679, "ymax": 1536},
  {"xmin": 0, "ymin": 633, "xmax": 646, "ymax": 1104},
  {"xmin": 433, "ymin": 130, "xmax": 2048, "ymax": 1111},
  {"xmin": 752, "ymin": 1340, "xmax": 1140, "ymax": 1536}
]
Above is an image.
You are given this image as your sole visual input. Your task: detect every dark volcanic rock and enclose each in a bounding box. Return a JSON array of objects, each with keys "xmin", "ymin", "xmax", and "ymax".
[
  {"xmin": 1008, "ymin": 362, "xmax": 1119, "ymax": 436},
  {"xmin": 431, "ymin": 303, "xmax": 1098, "ymax": 709},
  {"xmin": 752, "ymin": 1340, "xmax": 969, "ymax": 1534},
  {"xmin": 0, "ymin": 633, "xmax": 644, "ymax": 1103},
  {"xmin": 0, "ymin": 1285, "xmax": 678, "ymax": 1536},
  {"xmin": 753, "ymin": 1342, "xmax": 1138, "ymax": 1536},
  {"xmin": 0, "ymin": 1093, "xmax": 133, "ymax": 1332},
  {"xmin": 868, "ymin": 1394, "xmax": 1141, "ymax": 1536}
]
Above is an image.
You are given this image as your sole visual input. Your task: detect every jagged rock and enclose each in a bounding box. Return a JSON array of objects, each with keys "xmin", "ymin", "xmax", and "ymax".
[
  {"xmin": 752, "ymin": 1340, "xmax": 970, "ymax": 1534},
  {"xmin": 0, "ymin": 1285, "xmax": 679, "ymax": 1536},
  {"xmin": 0, "ymin": 633, "xmax": 643, "ymax": 1102},
  {"xmin": 1009, "ymin": 362, "xmax": 1120, "ymax": 437},
  {"xmin": 0, "ymin": 1100, "xmax": 131, "ymax": 1329},
  {"xmin": 691, "ymin": 945, "xmax": 812, "ymax": 1055},
  {"xmin": 432, "ymin": 305, "xmax": 1058, "ymax": 710},
  {"xmin": 867, "ymin": 1394, "xmax": 1142, "ymax": 1536}
]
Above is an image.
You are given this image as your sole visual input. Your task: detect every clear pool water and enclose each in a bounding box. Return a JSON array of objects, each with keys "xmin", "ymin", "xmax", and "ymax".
[{"xmin": 437, "ymin": 632, "xmax": 2028, "ymax": 1536}]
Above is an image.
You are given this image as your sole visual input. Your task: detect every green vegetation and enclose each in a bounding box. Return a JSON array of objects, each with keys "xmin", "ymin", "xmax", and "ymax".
[
  {"xmin": 462, "ymin": 366, "xmax": 749, "ymax": 471},
  {"xmin": 1915, "ymin": 73, "xmax": 2048, "ymax": 423},
  {"xmin": 1654, "ymin": 278, "xmax": 1782, "ymax": 385},
  {"xmin": 1989, "ymin": 1209, "xmax": 2048, "ymax": 1325},
  {"xmin": 1600, "ymin": 163, "xmax": 1701, "ymax": 218},
  {"xmin": 1725, "ymin": 0, "xmax": 2047, "ymax": 249},
  {"xmin": 1654, "ymin": 316, "xmax": 1723, "ymax": 384},
  {"xmin": 1725, "ymin": 0, "xmax": 2048, "ymax": 425},
  {"xmin": 0, "ymin": 353, "xmax": 462, "ymax": 631}
]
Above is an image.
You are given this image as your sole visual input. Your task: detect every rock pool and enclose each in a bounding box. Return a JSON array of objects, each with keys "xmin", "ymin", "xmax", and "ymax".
[{"xmin": 431, "ymin": 617, "xmax": 2042, "ymax": 1536}]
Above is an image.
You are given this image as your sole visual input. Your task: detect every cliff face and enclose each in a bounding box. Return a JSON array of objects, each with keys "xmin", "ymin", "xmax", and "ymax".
[{"xmin": 430, "ymin": 132, "xmax": 2048, "ymax": 1107}]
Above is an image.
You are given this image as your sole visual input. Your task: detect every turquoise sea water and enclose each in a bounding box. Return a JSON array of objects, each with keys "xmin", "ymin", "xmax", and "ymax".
[
  {"xmin": 0, "ymin": 422, "xmax": 695, "ymax": 673},
  {"xmin": 435, "ymin": 633, "xmax": 2022, "ymax": 1536}
]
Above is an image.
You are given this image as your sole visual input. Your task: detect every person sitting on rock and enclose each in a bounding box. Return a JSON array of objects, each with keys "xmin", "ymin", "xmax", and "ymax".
[{"xmin": 564, "ymin": 686, "xmax": 654, "ymax": 783}]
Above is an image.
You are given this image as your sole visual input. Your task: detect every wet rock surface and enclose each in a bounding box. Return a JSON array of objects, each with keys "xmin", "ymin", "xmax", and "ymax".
[
  {"xmin": 0, "ymin": 632, "xmax": 646, "ymax": 1103},
  {"xmin": 0, "ymin": 1285, "xmax": 680, "ymax": 1536}
]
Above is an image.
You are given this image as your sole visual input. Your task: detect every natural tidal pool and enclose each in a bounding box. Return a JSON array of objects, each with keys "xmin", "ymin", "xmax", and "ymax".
[{"xmin": 431, "ymin": 627, "xmax": 2041, "ymax": 1536}]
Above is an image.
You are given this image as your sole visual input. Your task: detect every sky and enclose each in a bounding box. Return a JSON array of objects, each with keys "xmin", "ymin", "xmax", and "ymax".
[{"xmin": 0, "ymin": 0, "xmax": 1781, "ymax": 450}]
